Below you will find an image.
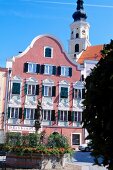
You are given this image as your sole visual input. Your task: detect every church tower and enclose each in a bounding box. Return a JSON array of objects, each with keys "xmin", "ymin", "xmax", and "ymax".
[{"xmin": 68, "ymin": 0, "xmax": 91, "ymax": 62}]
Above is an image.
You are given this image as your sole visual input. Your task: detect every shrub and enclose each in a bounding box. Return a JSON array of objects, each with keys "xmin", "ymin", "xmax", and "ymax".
[{"xmin": 47, "ymin": 132, "xmax": 69, "ymax": 148}]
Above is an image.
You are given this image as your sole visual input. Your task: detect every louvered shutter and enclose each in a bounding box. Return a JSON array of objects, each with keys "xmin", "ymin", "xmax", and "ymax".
[
  {"xmin": 36, "ymin": 64, "xmax": 40, "ymax": 74},
  {"xmin": 8, "ymin": 107, "xmax": 10, "ymax": 119},
  {"xmin": 58, "ymin": 110, "xmax": 60, "ymax": 121},
  {"xmin": 82, "ymin": 89, "xmax": 85, "ymax": 99},
  {"xmin": 52, "ymin": 86, "xmax": 56, "ymax": 97},
  {"xmin": 24, "ymin": 108, "xmax": 26, "ymax": 119},
  {"xmin": 57, "ymin": 66, "xmax": 61, "ymax": 76},
  {"xmin": 69, "ymin": 67, "xmax": 72, "ymax": 77},
  {"xmin": 51, "ymin": 110, "xmax": 55, "ymax": 121},
  {"xmin": 72, "ymin": 111, "xmax": 74, "ymax": 122},
  {"xmin": 40, "ymin": 65, "xmax": 45, "ymax": 74},
  {"xmin": 68, "ymin": 111, "xmax": 72, "ymax": 121},
  {"xmin": 36, "ymin": 85, "xmax": 39, "ymax": 95},
  {"xmin": 52, "ymin": 66, "xmax": 56, "ymax": 75},
  {"xmin": 24, "ymin": 63, "xmax": 28, "ymax": 72},
  {"xmin": 42, "ymin": 85, "xmax": 44, "ymax": 96},
  {"xmin": 19, "ymin": 108, "xmax": 22, "ymax": 119}
]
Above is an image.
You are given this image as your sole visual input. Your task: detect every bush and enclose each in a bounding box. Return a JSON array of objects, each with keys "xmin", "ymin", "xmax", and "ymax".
[{"xmin": 47, "ymin": 132, "xmax": 69, "ymax": 148}]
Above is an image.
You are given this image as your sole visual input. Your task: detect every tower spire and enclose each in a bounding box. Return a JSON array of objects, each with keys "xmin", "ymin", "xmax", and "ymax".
[{"xmin": 72, "ymin": 0, "xmax": 87, "ymax": 21}]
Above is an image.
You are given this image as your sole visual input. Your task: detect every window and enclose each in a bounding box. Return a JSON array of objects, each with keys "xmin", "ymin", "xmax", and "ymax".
[
  {"xmin": 44, "ymin": 65, "xmax": 53, "ymax": 75},
  {"xmin": 72, "ymin": 111, "xmax": 82, "ymax": 122},
  {"xmin": 73, "ymin": 89, "xmax": 85, "ymax": 99},
  {"xmin": 73, "ymin": 89, "xmax": 82, "ymax": 99},
  {"xmin": 42, "ymin": 86, "xmax": 56, "ymax": 97},
  {"xmin": 28, "ymin": 63, "xmax": 37, "ymax": 73},
  {"xmin": 27, "ymin": 85, "xmax": 36, "ymax": 95},
  {"xmin": 75, "ymin": 44, "xmax": 79, "ymax": 52},
  {"xmin": 24, "ymin": 84, "xmax": 39, "ymax": 95},
  {"xmin": 44, "ymin": 47, "xmax": 52, "ymax": 58},
  {"xmin": 43, "ymin": 86, "xmax": 52, "ymax": 97},
  {"xmin": 61, "ymin": 66, "xmax": 72, "ymax": 77},
  {"xmin": 76, "ymin": 33, "xmax": 79, "ymax": 38},
  {"xmin": 58, "ymin": 110, "xmax": 68, "ymax": 121},
  {"xmin": 25, "ymin": 108, "xmax": 35, "ymax": 119},
  {"xmin": 12, "ymin": 82, "xmax": 20, "ymax": 95},
  {"xmin": 42, "ymin": 110, "xmax": 55, "ymax": 121},
  {"xmin": 60, "ymin": 87, "xmax": 68, "ymax": 98},
  {"xmin": 8, "ymin": 107, "xmax": 22, "ymax": 119},
  {"xmin": 72, "ymin": 134, "xmax": 80, "ymax": 145},
  {"xmin": 43, "ymin": 110, "xmax": 51, "ymax": 121},
  {"xmin": 24, "ymin": 63, "xmax": 40, "ymax": 74}
]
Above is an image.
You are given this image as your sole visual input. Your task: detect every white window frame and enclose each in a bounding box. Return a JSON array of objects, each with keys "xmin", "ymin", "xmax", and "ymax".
[
  {"xmin": 44, "ymin": 64, "xmax": 53, "ymax": 75},
  {"xmin": 43, "ymin": 110, "xmax": 51, "ymax": 121},
  {"xmin": 59, "ymin": 110, "xmax": 68, "ymax": 121},
  {"xmin": 61, "ymin": 66, "xmax": 69, "ymax": 77},
  {"xmin": 25, "ymin": 108, "xmax": 35, "ymax": 120},
  {"xmin": 73, "ymin": 111, "xmax": 82, "ymax": 122},
  {"xmin": 73, "ymin": 89, "xmax": 82, "ymax": 99},
  {"xmin": 44, "ymin": 46, "xmax": 53, "ymax": 58},
  {"xmin": 44, "ymin": 86, "xmax": 52, "ymax": 97},
  {"xmin": 27, "ymin": 84, "xmax": 36, "ymax": 95},
  {"xmin": 28, "ymin": 63, "xmax": 37, "ymax": 73},
  {"xmin": 10, "ymin": 107, "xmax": 19, "ymax": 119},
  {"xmin": 71, "ymin": 133, "xmax": 81, "ymax": 145}
]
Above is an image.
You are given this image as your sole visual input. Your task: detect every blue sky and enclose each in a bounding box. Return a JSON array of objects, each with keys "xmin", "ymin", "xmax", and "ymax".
[{"xmin": 0, "ymin": 0, "xmax": 113, "ymax": 67}]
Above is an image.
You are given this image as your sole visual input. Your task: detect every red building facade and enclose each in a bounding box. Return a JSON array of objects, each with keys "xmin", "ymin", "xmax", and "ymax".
[{"xmin": 6, "ymin": 35, "xmax": 85, "ymax": 148}]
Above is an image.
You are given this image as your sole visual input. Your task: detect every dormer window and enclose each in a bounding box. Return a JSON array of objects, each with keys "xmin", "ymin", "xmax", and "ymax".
[
  {"xmin": 75, "ymin": 44, "xmax": 79, "ymax": 52},
  {"xmin": 44, "ymin": 47, "xmax": 53, "ymax": 58}
]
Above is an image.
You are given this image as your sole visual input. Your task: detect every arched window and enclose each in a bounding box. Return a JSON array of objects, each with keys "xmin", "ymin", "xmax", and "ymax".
[
  {"xmin": 75, "ymin": 44, "xmax": 79, "ymax": 52},
  {"xmin": 76, "ymin": 33, "xmax": 79, "ymax": 38},
  {"xmin": 45, "ymin": 47, "xmax": 52, "ymax": 58}
]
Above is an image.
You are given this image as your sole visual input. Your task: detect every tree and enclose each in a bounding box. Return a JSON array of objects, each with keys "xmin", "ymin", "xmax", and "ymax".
[
  {"xmin": 82, "ymin": 40, "xmax": 113, "ymax": 170},
  {"xmin": 34, "ymin": 100, "xmax": 42, "ymax": 132}
]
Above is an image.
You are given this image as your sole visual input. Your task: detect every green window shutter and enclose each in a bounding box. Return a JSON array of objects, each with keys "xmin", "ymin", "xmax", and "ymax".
[
  {"xmin": 36, "ymin": 85, "xmax": 39, "ymax": 95},
  {"xmin": 36, "ymin": 64, "xmax": 40, "ymax": 74},
  {"xmin": 24, "ymin": 108, "xmax": 26, "ymax": 119},
  {"xmin": 8, "ymin": 107, "xmax": 10, "ymax": 119},
  {"xmin": 68, "ymin": 111, "xmax": 72, "ymax": 121},
  {"xmin": 69, "ymin": 67, "xmax": 72, "ymax": 77},
  {"xmin": 72, "ymin": 111, "xmax": 74, "ymax": 122},
  {"xmin": 58, "ymin": 110, "xmax": 60, "ymax": 121},
  {"xmin": 40, "ymin": 65, "xmax": 45, "ymax": 74},
  {"xmin": 52, "ymin": 86, "xmax": 56, "ymax": 97},
  {"xmin": 82, "ymin": 89, "xmax": 85, "ymax": 99},
  {"xmin": 42, "ymin": 85, "xmax": 44, "ymax": 96},
  {"xmin": 60, "ymin": 87, "xmax": 68, "ymax": 98},
  {"xmin": 24, "ymin": 84, "xmax": 27, "ymax": 95},
  {"xmin": 57, "ymin": 66, "xmax": 61, "ymax": 76},
  {"xmin": 52, "ymin": 66, "xmax": 56, "ymax": 75},
  {"xmin": 12, "ymin": 83, "xmax": 20, "ymax": 94},
  {"xmin": 19, "ymin": 108, "xmax": 22, "ymax": 119},
  {"xmin": 24, "ymin": 63, "xmax": 28, "ymax": 72},
  {"xmin": 51, "ymin": 110, "xmax": 55, "ymax": 121}
]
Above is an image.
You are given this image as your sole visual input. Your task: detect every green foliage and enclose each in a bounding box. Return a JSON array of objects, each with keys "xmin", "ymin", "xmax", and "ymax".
[
  {"xmin": 47, "ymin": 132, "xmax": 69, "ymax": 148},
  {"xmin": 6, "ymin": 132, "xmax": 21, "ymax": 146},
  {"xmin": 6, "ymin": 132, "xmax": 41, "ymax": 147},
  {"xmin": 82, "ymin": 39, "xmax": 113, "ymax": 170}
]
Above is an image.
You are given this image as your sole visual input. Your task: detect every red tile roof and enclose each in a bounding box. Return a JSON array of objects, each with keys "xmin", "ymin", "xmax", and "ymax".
[{"xmin": 77, "ymin": 45, "xmax": 103, "ymax": 64}]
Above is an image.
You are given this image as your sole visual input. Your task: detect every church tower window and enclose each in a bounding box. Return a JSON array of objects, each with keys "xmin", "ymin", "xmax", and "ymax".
[
  {"xmin": 75, "ymin": 44, "xmax": 79, "ymax": 52},
  {"xmin": 76, "ymin": 33, "xmax": 79, "ymax": 38}
]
